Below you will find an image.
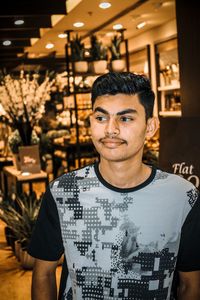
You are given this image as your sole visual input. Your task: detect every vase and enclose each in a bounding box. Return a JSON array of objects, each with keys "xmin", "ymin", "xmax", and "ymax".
[
  {"xmin": 74, "ymin": 61, "xmax": 88, "ymax": 73},
  {"xmin": 12, "ymin": 153, "xmax": 21, "ymax": 170},
  {"xmin": 111, "ymin": 59, "xmax": 126, "ymax": 72},
  {"xmin": 92, "ymin": 60, "xmax": 107, "ymax": 74}
]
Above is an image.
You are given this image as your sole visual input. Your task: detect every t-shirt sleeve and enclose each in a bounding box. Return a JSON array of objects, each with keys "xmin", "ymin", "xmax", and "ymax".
[
  {"xmin": 176, "ymin": 194, "xmax": 200, "ymax": 272},
  {"xmin": 28, "ymin": 185, "xmax": 64, "ymax": 261}
]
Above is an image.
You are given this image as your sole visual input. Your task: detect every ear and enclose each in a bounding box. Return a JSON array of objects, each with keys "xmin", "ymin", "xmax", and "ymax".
[{"xmin": 145, "ymin": 117, "xmax": 159, "ymax": 139}]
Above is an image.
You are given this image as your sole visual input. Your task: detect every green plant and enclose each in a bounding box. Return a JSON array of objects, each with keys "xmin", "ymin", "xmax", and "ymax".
[
  {"xmin": 70, "ymin": 34, "xmax": 86, "ymax": 62},
  {"xmin": 109, "ymin": 34, "xmax": 123, "ymax": 60},
  {"xmin": 0, "ymin": 192, "xmax": 42, "ymax": 250},
  {"xmin": 90, "ymin": 35, "xmax": 108, "ymax": 61}
]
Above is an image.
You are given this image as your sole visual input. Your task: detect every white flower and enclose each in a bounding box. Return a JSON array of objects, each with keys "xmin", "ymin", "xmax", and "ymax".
[{"xmin": 0, "ymin": 71, "xmax": 55, "ymax": 127}]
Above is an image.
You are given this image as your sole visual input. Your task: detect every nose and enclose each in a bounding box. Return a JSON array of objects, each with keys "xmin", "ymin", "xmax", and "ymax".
[{"xmin": 104, "ymin": 117, "xmax": 120, "ymax": 137}]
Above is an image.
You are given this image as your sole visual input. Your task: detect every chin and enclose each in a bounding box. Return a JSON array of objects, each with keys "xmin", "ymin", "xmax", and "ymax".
[{"xmin": 100, "ymin": 152, "xmax": 128, "ymax": 163}]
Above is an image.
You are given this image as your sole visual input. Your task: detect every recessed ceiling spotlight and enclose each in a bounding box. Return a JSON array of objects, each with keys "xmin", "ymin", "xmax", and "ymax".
[
  {"xmin": 3, "ymin": 40, "xmax": 12, "ymax": 46},
  {"xmin": 73, "ymin": 22, "xmax": 84, "ymax": 28},
  {"xmin": 113, "ymin": 24, "xmax": 123, "ymax": 30},
  {"xmin": 14, "ymin": 19, "xmax": 24, "ymax": 25},
  {"xmin": 136, "ymin": 21, "xmax": 146, "ymax": 29},
  {"xmin": 85, "ymin": 50, "xmax": 90, "ymax": 56},
  {"xmin": 45, "ymin": 42, "xmax": 54, "ymax": 49},
  {"xmin": 58, "ymin": 33, "xmax": 67, "ymax": 39},
  {"xmin": 99, "ymin": 2, "xmax": 111, "ymax": 9}
]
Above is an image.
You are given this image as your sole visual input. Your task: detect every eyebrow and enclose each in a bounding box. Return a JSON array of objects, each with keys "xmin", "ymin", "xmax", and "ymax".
[{"xmin": 93, "ymin": 107, "xmax": 137, "ymax": 116}]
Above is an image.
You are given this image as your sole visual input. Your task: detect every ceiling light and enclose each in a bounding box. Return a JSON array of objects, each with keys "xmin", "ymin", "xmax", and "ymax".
[
  {"xmin": 99, "ymin": 2, "xmax": 111, "ymax": 9},
  {"xmin": 85, "ymin": 50, "xmax": 90, "ymax": 56},
  {"xmin": 45, "ymin": 42, "xmax": 54, "ymax": 49},
  {"xmin": 58, "ymin": 33, "xmax": 67, "ymax": 39},
  {"xmin": 73, "ymin": 22, "xmax": 84, "ymax": 28},
  {"xmin": 14, "ymin": 19, "xmax": 24, "ymax": 25},
  {"xmin": 136, "ymin": 21, "xmax": 146, "ymax": 29},
  {"xmin": 3, "ymin": 40, "xmax": 12, "ymax": 46},
  {"xmin": 113, "ymin": 24, "xmax": 123, "ymax": 30}
]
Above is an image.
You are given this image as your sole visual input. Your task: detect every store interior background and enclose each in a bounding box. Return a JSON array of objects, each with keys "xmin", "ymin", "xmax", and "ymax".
[{"xmin": 0, "ymin": 0, "xmax": 199, "ymax": 299}]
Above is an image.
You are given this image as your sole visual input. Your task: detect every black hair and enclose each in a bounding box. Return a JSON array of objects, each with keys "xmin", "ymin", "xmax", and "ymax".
[{"xmin": 91, "ymin": 72, "xmax": 155, "ymax": 120}]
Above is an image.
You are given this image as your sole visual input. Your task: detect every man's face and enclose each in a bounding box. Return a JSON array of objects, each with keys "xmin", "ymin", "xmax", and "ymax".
[{"xmin": 90, "ymin": 93, "xmax": 155, "ymax": 163}]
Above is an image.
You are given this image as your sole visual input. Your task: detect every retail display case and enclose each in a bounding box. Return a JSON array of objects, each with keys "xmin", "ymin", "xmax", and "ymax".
[
  {"xmin": 129, "ymin": 45, "xmax": 151, "ymax": 78},
  {"xmin": 155, "ymin": 37, "xmax": 181, "ymax": 117}
]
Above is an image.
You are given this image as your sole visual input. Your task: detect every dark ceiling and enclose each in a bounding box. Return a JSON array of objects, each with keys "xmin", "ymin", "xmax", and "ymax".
[
  {"xmin": 0, "ymin": 0, "xmax": 67, "ymax": 72},
  {"xmin": 0, "ymin": 0, "xmax": 176, "ymax": 73}
]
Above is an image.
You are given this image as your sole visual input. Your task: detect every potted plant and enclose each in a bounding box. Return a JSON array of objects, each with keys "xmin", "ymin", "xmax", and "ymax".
[
  {"xmin": 0, "ymin": 191, "xmax": 42, "ymax": 269},
  {"xmin": 90, "ymin": 35, "xmax": 108, "ymax": 74},
  {"xmin": 70, "ymin": 34, "xmax": 88, "ymax": 73},
  {"xmin": 109, "ymin": 34, "xmax": 125, "ymax": 72}
]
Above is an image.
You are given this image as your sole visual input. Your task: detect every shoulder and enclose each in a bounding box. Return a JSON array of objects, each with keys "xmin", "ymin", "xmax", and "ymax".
[
  {"xmin": 49, "ymin": 163, "xmax": 96, "ymax": 189},
  {"xmin": 154, "ymin": 167, "xmax": 199, "ymax": 207},
  {"xmin": 155, "ymin": 167, "xmax": 197, "ymax": 189}
]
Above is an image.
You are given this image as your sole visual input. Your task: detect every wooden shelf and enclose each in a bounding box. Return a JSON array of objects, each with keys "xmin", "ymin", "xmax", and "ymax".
[
  {"xmin": 159, "ymin": 110, "xmax": 182, "ymax": 117},
  {"xmin": 158, "ymin": 83, "xmax": 180, "ymax": 91}
]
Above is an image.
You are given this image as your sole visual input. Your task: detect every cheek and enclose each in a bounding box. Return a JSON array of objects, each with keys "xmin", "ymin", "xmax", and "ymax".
[
  {"xmin": 124, "ymin": 124, "xmax": 147, "ymax": 141},
  {"xmin": 90, "ymin": 122, "xmax": 102, "ymax": 139}
]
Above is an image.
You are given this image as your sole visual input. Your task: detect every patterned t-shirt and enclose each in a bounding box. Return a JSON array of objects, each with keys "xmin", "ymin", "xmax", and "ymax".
[{"xmin": 29, "ymin": 163, "xmax": 200, "ymax": 300}]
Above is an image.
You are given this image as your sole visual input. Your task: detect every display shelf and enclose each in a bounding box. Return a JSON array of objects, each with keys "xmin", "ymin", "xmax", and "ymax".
[
  {"xmin": 54, "ymin": 30, "xmax": 130, "ymax": 172},
  {"xmin": 159, "ymin": 110, "xmax": 182, "ymax": 117},
  {"xmin": 63, "ymin": 31, "xmax": 130, "ymax": 170},
  {"xmin": 129, "ymin": 45, "xmax": 151, "ymax": 78},
  {"xmin": 158, "ymin": 83, "xmax": 180, "ymax": 91},
  {"xmin": 155, "ymin": 37, "xmax": 181, "ymax": 116}
]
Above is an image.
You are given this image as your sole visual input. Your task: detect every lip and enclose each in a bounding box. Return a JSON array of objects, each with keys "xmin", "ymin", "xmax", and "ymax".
[{"xmin": 100, "ymin": 138, "xmax": 126, "ymax": 148}]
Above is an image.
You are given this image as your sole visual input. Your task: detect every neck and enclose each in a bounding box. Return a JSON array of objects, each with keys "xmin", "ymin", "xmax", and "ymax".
[{"xmin": 98, "ymin": 159, "xmax": 152, "ymax": 189}]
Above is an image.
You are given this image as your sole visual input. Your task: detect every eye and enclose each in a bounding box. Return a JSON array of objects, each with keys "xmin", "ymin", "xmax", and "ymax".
[
  {"xmin": 95, "ymin": 115, "xmax": 108, "ymax": 122},
  {"xmin": 119, "ymin": 116, "xmax": 134, "ymax": 122}
]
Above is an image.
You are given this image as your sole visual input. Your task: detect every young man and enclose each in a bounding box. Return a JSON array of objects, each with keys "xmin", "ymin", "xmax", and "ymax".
[{"xmin": 28, "ymin": 72, "xmax": 200, "ymax": 300}]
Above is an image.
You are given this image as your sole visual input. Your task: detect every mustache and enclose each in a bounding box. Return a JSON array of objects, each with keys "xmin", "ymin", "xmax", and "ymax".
[{"xmin": 99, "ymin": 137, "xmax": 127, "ymax": 144}]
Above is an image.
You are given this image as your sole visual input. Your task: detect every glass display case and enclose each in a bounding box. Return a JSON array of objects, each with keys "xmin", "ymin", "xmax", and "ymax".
[
  {"xmin": 129, "ymin": 45, "xmax": 151, "ymax": 78},
  {"xmin": 155, "ymin": 37, "xmax": 181, "ymax": 117}
]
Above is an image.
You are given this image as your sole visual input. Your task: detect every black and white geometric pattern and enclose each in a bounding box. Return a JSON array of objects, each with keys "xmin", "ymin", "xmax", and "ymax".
[{"xmin": 50, "ymin": 164, "xmax": 196, "ymax": 300}]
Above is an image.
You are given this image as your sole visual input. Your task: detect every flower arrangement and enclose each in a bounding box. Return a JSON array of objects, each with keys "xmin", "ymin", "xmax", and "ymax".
[{"xmin": 0, "ymin": 71, "xmax": 55, "ymax": 148}]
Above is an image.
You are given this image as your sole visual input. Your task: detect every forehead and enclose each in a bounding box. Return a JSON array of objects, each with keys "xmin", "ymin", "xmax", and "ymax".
[{"xmin": 93, "ymin": 93, "xmax": 143, "ymax": 114}]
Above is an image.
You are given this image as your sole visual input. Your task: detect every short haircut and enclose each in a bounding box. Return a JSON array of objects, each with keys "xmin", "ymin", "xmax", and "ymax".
[{"xmin": 91, "ymin": 72, "xmax": 155, "ymax": 120}]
